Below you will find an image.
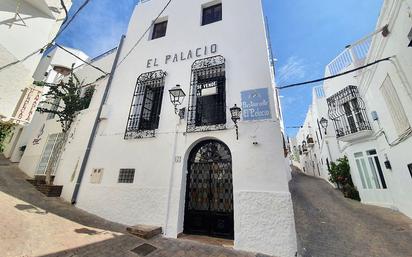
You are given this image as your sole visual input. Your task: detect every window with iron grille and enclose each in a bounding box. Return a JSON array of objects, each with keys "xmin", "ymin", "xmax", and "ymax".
[
  {"xmin": 125, "ymin": 70, "xmax": 166, "ymax": 139},
  {"xmin": 152, "ymin": 20, "xmax": 168, "ymax": 40},
  {"xmin": 327, "ymin": 85, "xmax": 371, "ymax": 138},
  {"xmin": 118, "ymin": 169, "xmax": 135, "ymax": 183},
  {"xmin": 202, "ymin": 3, "xmax": 222, "ymax": 26},
  {"xmin": 187, "ymin": 56, "xmax": 226, "ymax": 133}
]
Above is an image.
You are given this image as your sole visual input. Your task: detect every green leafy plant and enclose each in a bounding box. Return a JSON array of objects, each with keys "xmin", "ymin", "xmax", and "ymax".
[
  {"xmin": 329, "ymin": 156, "xmax": 360, "ymax": 201},
  {"xmin": 0, "ymin": 121, "xmax": 15, "ymax": 152},
  {"xmin": 34, "ymin": 68, "xmax": 94, "ymax": 184}
]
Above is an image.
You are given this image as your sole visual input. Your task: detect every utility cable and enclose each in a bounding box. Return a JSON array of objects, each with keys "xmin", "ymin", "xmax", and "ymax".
[
  {"xmin": 0, "ymin": 0, "xmax": 91, "ymax": 72},
  {"xmin": 277, "ymin": 57, "xmax": 392, "ymax": 90},
  {"xmin": 55, "ymin": 43, "xmax": 109, "ymax": 75}
]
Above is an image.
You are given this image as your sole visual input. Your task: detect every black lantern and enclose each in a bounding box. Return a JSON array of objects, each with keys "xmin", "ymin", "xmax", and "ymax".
[
  {"xmin": 169, "ymin": 85, "xmax": 186, "ymax": 118},
  {"xmin": 302, "ymin": 140, "xmax": 307, "ymax": 147},
  {"xmin": 320, "ymin": 117, "xmax": 328, "ymax": 135},
  {"xmin": 230, "ymin": 104, "xmax": 241, "ymax": 140}
]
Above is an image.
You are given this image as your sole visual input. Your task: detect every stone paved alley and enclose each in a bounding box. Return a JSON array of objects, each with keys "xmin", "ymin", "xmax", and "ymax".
[
  {"xmin": 290, "ymin": 166, "xmax": 412, "ymax": 257},
  {"xmin": 1, "ymin": 156, "xmax": 412, "ymax": 257},
  {"xmin": 0, "ymin": 157, "xmax": 258, "ymax": 257}
]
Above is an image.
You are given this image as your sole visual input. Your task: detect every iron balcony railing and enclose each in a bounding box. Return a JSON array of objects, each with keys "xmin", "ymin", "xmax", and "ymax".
[{"xmin": 327, "ymin": 85, "xmax": 372, "ymax": 140}]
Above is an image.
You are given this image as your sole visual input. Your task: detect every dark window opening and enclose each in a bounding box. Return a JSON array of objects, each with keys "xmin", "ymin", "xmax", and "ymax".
[
  {"xmin": 202, "ymin": 3, "xmax": 222, "ymax": 26},
  {"xmin": 118, "ymin": 169, "xmax": 135, "ymax": 183},
  {"xmin": 408, "ymin": 164, "xmax": 412, "ymax": 178},
  {"xmin": 187, "ymin": 56, "xmax": 226, "ymax": 133},
  {"xmin": 195, "ymin": 75, "xmax": 226, "ymax": 126},
  {"xmin": 125, "ymin": 70, "xmax": 166, "ymax": 139},
  {"xmin": 408, "ymin": 27, "xmax": 412, "ymax": 47},
  {"xmin": 152, "ymin": 20, "xmax": 168, "ymax": 40}
]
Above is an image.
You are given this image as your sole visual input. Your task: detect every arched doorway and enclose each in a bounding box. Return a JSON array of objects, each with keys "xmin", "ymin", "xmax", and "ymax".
[{"xmin": 184, "ymin": 140, "xmax": 234, "ymax": 239}]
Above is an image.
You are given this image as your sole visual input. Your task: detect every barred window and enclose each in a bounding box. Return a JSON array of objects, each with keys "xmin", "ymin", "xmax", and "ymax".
[
  {"xmin": 125, "ymin": 70, "xmax": 166, "ymax": 139},
  {"xmin": 118, "ymin": 169, "xmax": 135, "ymax": 183},
  {"xmin": 327, "ymin": 85, "xmax": 371, "ymax": 138},
  {"xmin": 187, "ymin": 56, "xmax": 226, "ymax": 133}
]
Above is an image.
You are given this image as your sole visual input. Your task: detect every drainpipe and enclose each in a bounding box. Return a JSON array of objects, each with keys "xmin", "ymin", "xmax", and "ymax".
[
  {"xmin": 163, "ymin": 122, "xmax": 180, "ymax": 236},
  {"xmin": 71, "ymin": 35, "xmax": 126, "ymax": 204}
]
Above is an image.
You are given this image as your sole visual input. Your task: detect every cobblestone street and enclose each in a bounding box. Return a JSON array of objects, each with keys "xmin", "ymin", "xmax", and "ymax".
[
  {"xmin": 0, "ymin": 157, "xmax": 262, "ymax": 257},
  {"xmin": 290, "ymin": 166, "xmax": 412, "ymax": 257}
]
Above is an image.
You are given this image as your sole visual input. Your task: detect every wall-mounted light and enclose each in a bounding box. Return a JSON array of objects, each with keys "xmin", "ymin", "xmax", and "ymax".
[
  {"xmin": 320, "ymin": 117, "xmax": 328, "ymax": 135},
  {"xmin": 168, "ymin": 84, "xmax": 186, "ymax": 119},
  {"xmin": 230, "ymin": 104, "xmax": 241, "ymax": 140}
]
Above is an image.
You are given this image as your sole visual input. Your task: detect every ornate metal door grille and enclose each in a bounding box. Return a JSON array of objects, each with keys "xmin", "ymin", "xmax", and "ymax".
[
  {"xmin": 125, "ymin": 70, "xmax": 166, "ymax": 139},
  {"xmin": 184, "ymin": 140, "xmax": 234, "ymax": 239},
  {"xmin": 187, "ymin": 56, "xmax": 226, "ymax": 133}
]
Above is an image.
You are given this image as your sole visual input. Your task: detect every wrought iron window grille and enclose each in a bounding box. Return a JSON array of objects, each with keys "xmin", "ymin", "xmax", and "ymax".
[
  {"xmin": 327, "ymin": 85, "xmax": 372, "ymax": 138},
  {"xmin": 187, "ymin": 55, "xmax": 227, "ymax": 133},
  {"xmin": 124, "ymin": 70, "xmax": 166, "ymax": 139}
]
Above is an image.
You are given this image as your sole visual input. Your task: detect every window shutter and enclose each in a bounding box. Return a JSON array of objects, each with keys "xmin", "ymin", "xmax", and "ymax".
[{"xmin": 380, "ymin": 75, "xmax": 410, "ymax": 135}]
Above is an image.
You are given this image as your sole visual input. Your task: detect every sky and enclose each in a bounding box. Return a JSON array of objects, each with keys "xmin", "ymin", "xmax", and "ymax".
[{"xmin": 57, "ymin": 0, "xmax": 384, "ymax": 137}]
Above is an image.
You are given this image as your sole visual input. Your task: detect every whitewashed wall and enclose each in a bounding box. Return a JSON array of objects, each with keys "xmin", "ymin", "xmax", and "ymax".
[
  {"xmin": 71, "ymin": 0, "xmax": 296, "ymax": 256},
  {"xmin": 352, "ymin": 0, "xmax": 412, "ymax": 217}
]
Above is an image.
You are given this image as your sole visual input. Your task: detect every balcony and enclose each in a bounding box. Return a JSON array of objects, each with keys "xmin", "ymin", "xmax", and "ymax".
[
  {"xmin": 327, "ymin": 86, "xmax": 373, "ymax": 142},
  {"xmin": 306, "ymin": 136, "xmax": 315, "ymax": 147},
  {"xmin": 24, "ymin": 0, "xmax": 71, "ymax": 18},
  {"xmin": 326, "ymin": 35, "xmax": 372, "ymax": 76}
]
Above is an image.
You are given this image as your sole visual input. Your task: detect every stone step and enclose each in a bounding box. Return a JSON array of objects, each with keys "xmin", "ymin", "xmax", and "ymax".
[{"xmin": 126, "ymin": 224, "xmax": 162, "ymax": 239}]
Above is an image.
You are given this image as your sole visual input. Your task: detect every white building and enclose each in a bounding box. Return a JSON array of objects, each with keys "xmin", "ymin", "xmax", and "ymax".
[
  {"xmin": 0, "ymin": 0, "xmax": 71, "ymax": 122},
  {"xmin": 7, "ymin": 1, "xmax": 297, "ymax": 256},
  {"xmin": 294, "ymin": 0, "xmax": 412, "ymax": 219},
  {"xmin": 3, "ymin": 46, "xmax": 88, "ymax": 163}
]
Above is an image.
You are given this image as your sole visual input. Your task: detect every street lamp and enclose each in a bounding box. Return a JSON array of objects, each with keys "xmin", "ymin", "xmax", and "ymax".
[
  {"xmin": 168, "ymin": 85, "xmax": 186, "ymax": 119},
  {"xmin": 230, "ymin": 104, "xmax": 241, "ymax": 140},
  {"xmin": 320, "ymin": 117, "xmax": 328, "ymax": 135}
]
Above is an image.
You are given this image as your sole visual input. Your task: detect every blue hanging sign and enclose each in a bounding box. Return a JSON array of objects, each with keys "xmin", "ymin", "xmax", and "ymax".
[{"xmin": 241, "ymin": 88, "xmax": 272, "ymax": 121}]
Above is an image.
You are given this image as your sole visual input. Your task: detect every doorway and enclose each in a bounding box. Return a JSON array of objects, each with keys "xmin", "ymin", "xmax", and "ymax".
[{"xmin": 183, "ymin": 140, "xmax": 234, "ymax": 239}]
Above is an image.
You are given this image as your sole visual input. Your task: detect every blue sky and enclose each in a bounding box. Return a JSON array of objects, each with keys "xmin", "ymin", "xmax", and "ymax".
[{"xmin": 57, "ymin": 0, "xmax": 383, "ymax": 136}]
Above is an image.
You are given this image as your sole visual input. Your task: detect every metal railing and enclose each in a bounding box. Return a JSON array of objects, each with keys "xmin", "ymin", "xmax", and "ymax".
[{"xmin": 326, "ymin": 36, "xmax": 372, "ymax": 76}]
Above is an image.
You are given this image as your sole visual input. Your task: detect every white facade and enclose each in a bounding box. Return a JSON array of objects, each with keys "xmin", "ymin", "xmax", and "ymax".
[
  {"xmin": 28, "ymin": 1, "xmax": 298, "ymax": 256},
  {"xmin": 3, "ymin": 46, "xmax": 88, "ymax": 165},
  {"xmin": 0, "ymin": 0, "xmax": 71, "ymax": 121},
  {"xmin": 294, "ymin": 0, "xmax": 412, "ymax": 219}
]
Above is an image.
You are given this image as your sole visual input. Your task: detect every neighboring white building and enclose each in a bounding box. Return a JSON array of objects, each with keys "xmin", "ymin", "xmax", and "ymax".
[
  {"xmin": 0, "ymin": 0, "xmax": 72, "ymax": 122},
  {"xmin": 3, "ymin": 46, "xmax": 88, "ymax": 163},
  {"xmin": 294, "ymin": 0, "xmax": 412, "ymax": 219}
]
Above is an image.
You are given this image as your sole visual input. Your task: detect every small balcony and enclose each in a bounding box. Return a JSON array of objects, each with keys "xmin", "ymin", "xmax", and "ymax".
[
  {"xmin": 327, "ymin": 86, "xmax": 373, "ymax": 142},
  {"xmin": 306, "ymin": 136, "xmax": 315, "ymax": 147}
]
